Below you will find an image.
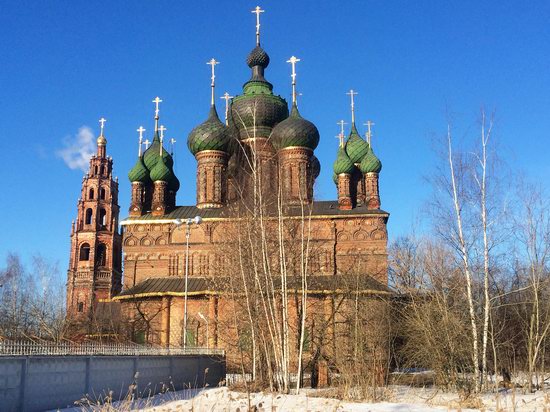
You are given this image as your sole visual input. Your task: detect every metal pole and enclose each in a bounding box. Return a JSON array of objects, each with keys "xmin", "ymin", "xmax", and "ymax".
[{"xmin": 183, "ymin": 222, "xmax": 190, "ymax": 348}]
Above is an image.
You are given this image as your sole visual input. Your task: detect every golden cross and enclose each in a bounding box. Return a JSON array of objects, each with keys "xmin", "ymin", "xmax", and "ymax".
[
  {"xmin": 99, "ymin": 117, "xmax": 107, "ymax": 136},
  {"xmin": 335, "ymin": 134, "xmax": 345, "ymax": 148},
  {"xmin": 251, "ymin": 6, "xmax": 265, "ymax": 46},
  {"xmin": 286, "ymin": 56, "xmax": 301, "ymax": 105},
  {"xmin": 363, "ymin": 120, "xmax": 375, "ymax": 144},
  {"xmin": 346, "ymin": 89, "xmax": 358, "ymax": 124},
  {"xmin": 220, "ymin": 92, "xmax": 234, "ymax": 125},
  {"xmin": 207, "ymin": 58, "xmax": 220, "ymax": 105}
]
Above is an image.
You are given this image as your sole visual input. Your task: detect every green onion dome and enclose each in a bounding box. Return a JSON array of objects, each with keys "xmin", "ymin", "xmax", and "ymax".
[
  {"xmin": 231, "ymin": 46, "xmax": 289, "ymax": 139},
  {"xmin": 128, "ymin": 156, "xmax": 150, "ymax": 184},
  {"xmin": 149, "ymin": 154, "xmax": 172, "ymax": 183},
  {"xmin": 333, "ymin": 146, "xmax": 355, "ymax": 175},
  {"xmin": 187, "ymin": 105, "xmax": 230, "ymax": 155},
  {"xmin": 359, "ymin": 146, "xmax": 382, "ymax": 174},
  {"xmin": 270, "ymin": 104, "xmax": 320, "ymax": 150},
  {"xmin": 310, "ymin": 155, "xmax": 321, "ymax": 179},
  {"xmin": 168, "ymin": 172, "xmax": 180, "ymax": 192},
  {"xmin": 143, "ymin": 132, "xmax": 174, "ymax": 170},
  {"xmin": 345, "ymin": 124, "xmax": 370, "ymax": 164}
]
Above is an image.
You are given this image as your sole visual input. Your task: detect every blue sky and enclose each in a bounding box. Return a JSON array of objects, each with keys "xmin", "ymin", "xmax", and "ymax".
[{"xmin": 0, "ymin": 1, "xmax": 549, "ymax": 273}]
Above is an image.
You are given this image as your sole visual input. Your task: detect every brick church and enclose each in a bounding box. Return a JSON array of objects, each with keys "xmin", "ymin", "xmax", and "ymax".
[{"xmin": 66, "ymin": 7, "xmax": 390, "ymax": 379}]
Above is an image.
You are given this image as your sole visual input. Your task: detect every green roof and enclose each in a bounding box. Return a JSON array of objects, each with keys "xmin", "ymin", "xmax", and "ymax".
[
  {"xmin": 345, "ymin": 124, "xmax": 369, "ymax": 163},
  {"xmin": 187, "ymin": 105, "xmax": 229, "ymax": 155},
  {"xmin": 360, "ymin": 146, "xmax": 382, "ymax": 174},
  {"xmin": 333, "ymin": 146, "xmax": 355, "ymax": 175}
]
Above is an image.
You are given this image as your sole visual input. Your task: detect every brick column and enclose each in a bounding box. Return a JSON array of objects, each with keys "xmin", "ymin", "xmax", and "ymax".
[
  {"xmin": 161, "ymin": 296, "xmax": 171, "ymax": 347},
  {"xmin": 208, "ymin": 295, "xmax": 218, "ymax": 348},
  {"xmin": 364, "ymin": 172, "xmax": 381, "ymax": 209},
  {"xmin": 152, "ymin": 181, "xmax": 168, "ymax": 216},
  {"xmin": 196, "ymin": 150, "xmax": 228, "ymax": 209},
  {"xmin": 337, "ymin": 174, "xmax": 352, "ymax": 210}
]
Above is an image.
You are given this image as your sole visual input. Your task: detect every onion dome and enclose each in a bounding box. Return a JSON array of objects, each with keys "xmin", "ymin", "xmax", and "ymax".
[
  {"xmin": 188, "ymin": 106, "xmax": 230, "ymax": 155},
  {"xmin": 333, "ymin": 146, "xmax": 355, "ymax": 175},
  {"xmin": 360, "ymin": 146, "xmax": 382, "ymax": 174},
  {"xmin": 143, "ymin": 132, "xmax": 174, "ymax": 170},
  {"xmin": 310, "ymin": 155, "xmax": 321, "ymax": 179},
  {"xmin": 168, "ymin": 173, "xmax": 180, "ymax": 192},
  {"xmin": 150, "ymin": 155, "xmax": 172, "ymax": 183},
  {"xmin": 345, "ymin": 124, "xmax": 369, "ymax": 164},
  {"xmin": 128, "ymin": 157, "xmax": 150, "ymax": 184},
  {"xmin": 247, "ymin": 46, "xmax": 270, "ymax": 69},
  {"xmin": 97, "ymin": 135, "xmax": 107, "ymax": 146},
  {"xmin": 270, "ymin": 104, "xmax": 319, "ymax": 150},
  {"xmin": 231, "ymin": 46, "xmax": 289, "ymax": 139}
]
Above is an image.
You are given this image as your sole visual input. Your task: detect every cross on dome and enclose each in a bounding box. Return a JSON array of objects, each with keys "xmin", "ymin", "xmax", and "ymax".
[
  {"xmin": 137, "ymin": 126, "xmax": 146, "ymax": 156},
  {"xmin": 251, "ymin": 6, "xmax": 265, "ymax": 46},
  {"xmin": 159, "ymin": 125, "xmax": 167, "ymax": 139},
  {"xmin": 337, "ymin": 120, "xmax": 347, "ymax": 136},
  {"xmin": 346, "ymin": 90, "xmax": 358, "ymax": 124},
  {"xmin": 99, "ymin": 117, "xmax": 107, "ymax": 136},
  {"xmin": 286, "ymin": 56, "xmax": 301, "ymax": 105},
  {"xmin": 335, "ymin": 134, "xmax": 345, "ymax": 148},
  {"xmin": 143, "ymin": 139, "xmax": 150, "ymax": 150},
  {"xmin": 220, "ymin": 92, "xmax": 234, "ymax": 125},
  {"xmin": 207, "ymin": 58, "xmax": 220, "ymax": 105},
  {"xmin": 170, "ymin": 138, "xmax": 176, "ymax": 155},
  {"xmin": 152, "ymin": 97, "xmax": 162, "ymax": 117},
  {"xmin": 137, "ymin": 126, "xmax": 146, "ymax": 140},
  {"xmin": 363, "ymin": 120, "xmax": 375, "ymax": 144}
]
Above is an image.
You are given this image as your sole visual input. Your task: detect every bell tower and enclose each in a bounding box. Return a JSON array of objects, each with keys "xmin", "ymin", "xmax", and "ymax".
[{"xmin": 67, "ymin": 118, "xmax": 122, "ymax": 323}]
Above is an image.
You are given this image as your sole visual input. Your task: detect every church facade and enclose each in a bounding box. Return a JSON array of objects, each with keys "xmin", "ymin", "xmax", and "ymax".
[{"xmin": 67, "ymin": 8, "xmax": 390, "ymax": 380}]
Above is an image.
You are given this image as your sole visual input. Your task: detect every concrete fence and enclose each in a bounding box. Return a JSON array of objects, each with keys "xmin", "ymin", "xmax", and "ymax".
[{"xmin": 0, "ymin": 354, "xmax": 225, "ymax": 412}]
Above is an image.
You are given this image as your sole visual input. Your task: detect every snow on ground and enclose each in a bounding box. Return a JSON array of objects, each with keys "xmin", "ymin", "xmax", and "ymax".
[
  {"xmin": 55, "ymin": 385, "xmax": 550, "ymax": 411},
  {"xmin": 133, "ymin": 386, "xmax": 550, "ymax": 412}
]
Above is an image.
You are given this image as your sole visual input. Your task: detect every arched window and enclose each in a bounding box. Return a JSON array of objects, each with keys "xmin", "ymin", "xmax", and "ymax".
[
  {"xmin": 94, "ymin": 166, "xmax": 98, "ymax": 174},
  {"xmin": 77, "ymin": 302, "xmax": 84, "ymax": 312},
  {"xmin": 99, "ymin": 209, "xmax": 107, "ymax": 227},
  {"xmin": 100, "ymin": 187, "xmax": 106, "ymax": 200},
  {"xmin": 85, "ymin": 209, "xmax": 93, "ymax": 225},
  {"xmin": 89, "ymin": 188, "xmax": 95, "ymax": 200},
  {"xmin": 96, "ymin": 244, "xmax": 106, "ymax": 267},
  {"xmin": 100, "ymin": 165, "xmax": 105, "ymax": 175},
  {"xmin": 79, "ymin": 243, "xmax": 91, "ymax": 261}
]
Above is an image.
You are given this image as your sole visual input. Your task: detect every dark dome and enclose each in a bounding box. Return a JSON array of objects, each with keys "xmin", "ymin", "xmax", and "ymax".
[
  {"xmin": 187, "ymin": 106, "xmax": 230, "ymax": 155},
  {"xmin": 310, "ymin": 155, "xmax": 321, "ymax": 179},
  {"xmin": 270, "ymin": 104, "xmax": 319, "ymax": 150},
  {"xmin": 246, "ymin": 46, "xmax": 270, "ymax": 68},
  {"xmin": 231, "ymin": 90, "xmax": 288, "ymax": 139}
]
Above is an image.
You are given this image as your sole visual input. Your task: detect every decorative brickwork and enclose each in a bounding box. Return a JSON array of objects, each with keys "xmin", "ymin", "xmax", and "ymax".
[
  {"xmin": 196, "ymin": 150, "xmax": 228, "ymax": 208},
  {"xmin": 278, "ymin": 146, "xmax": 313, "ymax": 205},
  {"xmin": 364, "ymin": 172, "xmax": 381, "ymax": 210},
  {"xmin": 337, "ymin": 174, "xmax": 353, "ymax": 210},
  {"xmin": 67, "ymin": 137, "xmax": 122, "ymax": 322}
]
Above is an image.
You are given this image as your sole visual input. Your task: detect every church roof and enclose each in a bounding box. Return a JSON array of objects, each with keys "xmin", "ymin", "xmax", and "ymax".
[
  {"xmin": 113, "ymin": 274, "xmax": 391, "ymax": 300},
  {"xmin": 121, "ymin": 201, "xmax": 389, "ymax": 224}
]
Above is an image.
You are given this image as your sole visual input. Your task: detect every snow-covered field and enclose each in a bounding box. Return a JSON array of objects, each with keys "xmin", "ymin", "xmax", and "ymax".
[
  {"xmin": 55, "ymin": 385, "xmax": 550, "ymax": 411},
  {"xmin": 80, "ymin": 386, "xmax": 547, "ymax": 412}
]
